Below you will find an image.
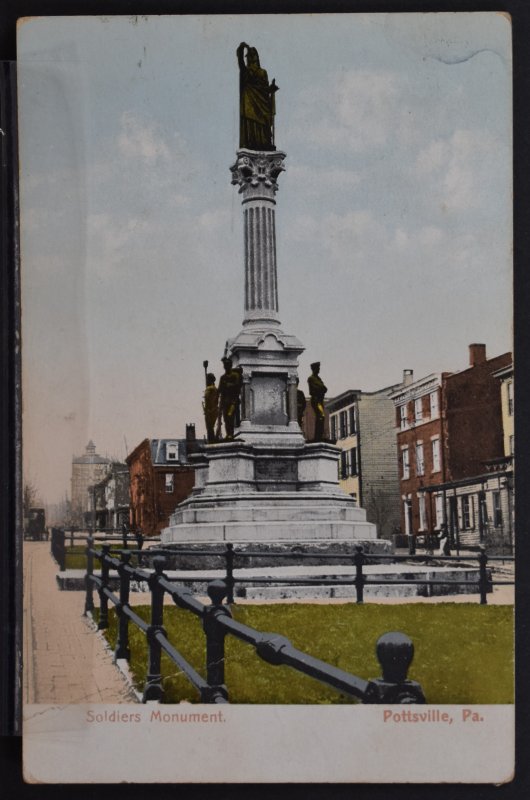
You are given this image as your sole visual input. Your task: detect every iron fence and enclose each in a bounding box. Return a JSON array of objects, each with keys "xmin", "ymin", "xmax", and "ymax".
[
  {"xmin": 92, "ymin": 542, "xmax": 513, "ymax": 605},
  {"xmin": 85, "ymin": 541, "xmax": 426, "ymax": 705},
  {"xmin": 50, "ymin": 527, "xmax": 155, "ymax": 571}
]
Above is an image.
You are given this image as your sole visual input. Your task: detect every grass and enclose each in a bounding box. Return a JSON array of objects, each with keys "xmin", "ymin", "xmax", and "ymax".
[
  {"xmin": 63, "ymin": 546, "xmax": 140, "ymax": 570},
  {"xmin": 97, "ymin": 602, "xmax": 514, "ymax": 705}
]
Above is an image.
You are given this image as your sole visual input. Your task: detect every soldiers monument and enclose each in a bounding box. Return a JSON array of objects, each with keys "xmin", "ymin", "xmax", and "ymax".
[{"xmin": 162, "ymin": 44, "xmax": 382, "ymax": 549}]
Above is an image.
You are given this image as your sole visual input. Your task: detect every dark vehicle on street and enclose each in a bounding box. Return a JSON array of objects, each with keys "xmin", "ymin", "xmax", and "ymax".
[{"xmin": 24, "ymin": 507, "xmax": 47, "ymax": 541}]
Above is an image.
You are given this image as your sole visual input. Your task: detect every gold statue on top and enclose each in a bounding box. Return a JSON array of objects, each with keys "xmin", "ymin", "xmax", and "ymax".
[{"xmin": 237, "ymin": 42, "xmax": 279, "ymax": 151}]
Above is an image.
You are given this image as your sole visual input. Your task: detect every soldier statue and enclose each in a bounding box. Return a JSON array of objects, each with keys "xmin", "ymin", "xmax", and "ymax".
[
  {"xmin": 296, "ymin": 378, "xmax": 306, "ymax": 432},
  {"xmin": 308, "ymin": 362, "xmax": 327, "ymax": 442},
  {"xmin": 237, "ymin": 42, "xmax": 279, "ymax": 151},
  {"xmin": 203, "ymin": 372, "xmax": 219, "ymax": 444},
  {"xmin": 216, "ymin": 357, "xmax": 242, "ymax": 441}
]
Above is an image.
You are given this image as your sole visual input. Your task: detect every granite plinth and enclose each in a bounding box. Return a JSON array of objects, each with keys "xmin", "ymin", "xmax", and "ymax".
[{"xmin": 162, "ymin": 439, "xmax": 378, "ymax": 544}]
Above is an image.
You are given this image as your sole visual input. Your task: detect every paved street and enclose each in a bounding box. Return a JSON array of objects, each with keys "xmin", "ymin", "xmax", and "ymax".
[{"xmin": 23, "ymin": 541, "xmax": 136, "ymax": 704}]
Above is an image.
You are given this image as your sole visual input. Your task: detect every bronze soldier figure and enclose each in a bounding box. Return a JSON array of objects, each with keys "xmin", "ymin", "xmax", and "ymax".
[
  {"xmin": 203, "ymin": 373, "xmax": 219, "ymax": 444},
  {"xmin": 237, "ymin": 42, "xmax": 279, "ymax": 151},
  {"xmin": 217, "ymin": 357, "xmax": 241, "ymax": 440},
  {"xmin": 296, "ymin": 378, "xmax": 306, "ymax": 432},
  {"xmin": 308, "ymin": 362, "xmax": 327, "ymax": 442}
]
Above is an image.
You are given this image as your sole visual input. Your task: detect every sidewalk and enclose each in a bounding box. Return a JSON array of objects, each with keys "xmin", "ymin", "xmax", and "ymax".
[{"xmin": 23, "ymin": 541, "xmax": 137, "ymax": 704}]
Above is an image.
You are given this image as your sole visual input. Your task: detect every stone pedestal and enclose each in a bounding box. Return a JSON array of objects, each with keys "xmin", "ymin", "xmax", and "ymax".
[{"xmin": 161, "ymin": 148, "xmax": 379, "ymax": 548}]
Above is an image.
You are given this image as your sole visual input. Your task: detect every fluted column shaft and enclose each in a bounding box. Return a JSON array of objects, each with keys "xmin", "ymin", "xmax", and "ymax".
[{"xmin": 230, "ymin": 149, "xmax": 286, "ymax": 326}]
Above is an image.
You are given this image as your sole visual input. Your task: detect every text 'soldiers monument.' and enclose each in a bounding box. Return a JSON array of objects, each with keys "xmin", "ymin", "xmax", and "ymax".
[{"xmin": 162, "ymin": 45, "xmax": 378, "ymax": 547}]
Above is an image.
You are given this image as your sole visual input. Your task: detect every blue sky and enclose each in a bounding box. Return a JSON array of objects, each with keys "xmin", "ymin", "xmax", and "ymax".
[{"xmin": 17, "ymin": 13, "xmax": 512, "ymax": 504}]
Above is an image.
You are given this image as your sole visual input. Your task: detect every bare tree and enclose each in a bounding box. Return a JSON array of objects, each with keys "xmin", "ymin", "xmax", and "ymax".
[{"xmin": 23, "ymin": 480, "xmax": 38, "ymax": 520}]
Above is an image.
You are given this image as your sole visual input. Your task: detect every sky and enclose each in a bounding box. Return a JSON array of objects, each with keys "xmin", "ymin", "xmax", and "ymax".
[{"xmin": 17, "ymin": 13, "xmax": 512, "ymax": 506}]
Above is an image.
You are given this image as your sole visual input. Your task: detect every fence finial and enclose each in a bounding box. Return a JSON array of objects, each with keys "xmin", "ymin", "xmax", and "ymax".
[
  {"xmin": 208, "ymin": 580, "xmax": 228, "ymax": 606},
  {"xmin": 376, "ymin": 632, "xmax": 414, "ymax": 683}
]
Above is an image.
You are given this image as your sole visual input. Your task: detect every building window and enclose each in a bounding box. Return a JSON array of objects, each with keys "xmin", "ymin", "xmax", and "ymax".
[
  {"xmin": 507, "ymin": 381, "xmax": 513, "ymax": 416},
  {"xmin": 418, "ymin": 494, "xmax": 426, "ymax": 531},
  {"xmin": 348, "ymin": 406, "xmax": 356, "ymax": 435},
  {"xmin": 461, "ymin": 495, "xmax": 472, "ymax": 530},
  {"xmin": 339, "ymin": 411, "xmax": 348, "ymax": 439},
  {"xmin": 339, "ymin": 448, "xmax": 357, "ymax": 479},
  {"xmin": 402, "ymin": 447, "xmax": 410, "ymax": 480},
  {"xmin": 435, "ymin": 494, "xmax": 444, "ymax": 529},
  {"xmin": 415, "ymin": 443, "xmax": 424, "ymax": 476},
  {"xmin": 330, "ymin": 415, "xmax": 337, "ymax": 441},
  {"xmin": 400, "ymin": 405, "xmax": 407, "ymax": 431},
  {"xmin": 509, "ymin": 435, "xmax": 514, "ymax": 456},
  {"xmin": 493, "ymin": 492, "xmax": 503, "ymax": 527},
  {"xmin": 429, "ymin": 391, "xmax": 439, "ymax": 417},
  {"xmin": 165, "ymin": 474, "xmax": 174, "ymax": 493},
  {"xmin": 431, "ymin": 438, "xmax": 441, "ymax": 472},
  {"xmin": 414, "ymin": 397, "xmax": 423, "ymax": 423},
  {"xmin": 166, "ymin": 442, "xmax": 179, "ymax": 461}
]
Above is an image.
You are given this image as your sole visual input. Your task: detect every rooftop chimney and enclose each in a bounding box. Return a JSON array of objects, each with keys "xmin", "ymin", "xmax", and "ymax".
[
  {"xmin": 403, "ymin": 369, "xmax": 414, "ymax": 386},
  {"xmin": 186, "ymin": 423, "xmax": 196, "ymax": 441},
  {"xmin": 469, "ymin": 343, "xmax": 486, "ymax": 367}
]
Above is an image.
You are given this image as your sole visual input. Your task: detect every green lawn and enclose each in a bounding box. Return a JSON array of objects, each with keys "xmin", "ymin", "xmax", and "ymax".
[
  {"xmin": 97, "ymin": 602, "xmax": 514, "ymax": 705},
  {"xmin": 63, "ymin": 546, "xmax": 138, "ymax": 570}
]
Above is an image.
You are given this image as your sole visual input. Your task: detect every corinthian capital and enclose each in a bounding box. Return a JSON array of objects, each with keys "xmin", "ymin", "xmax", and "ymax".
[{"xmin": 230, "ymin": 149, "xmax": 286, "ymax": 196}]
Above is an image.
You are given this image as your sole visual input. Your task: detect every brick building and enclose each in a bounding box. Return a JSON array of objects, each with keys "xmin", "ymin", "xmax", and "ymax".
[
  {"xmin": 327, "ymin": 377, "xmax": 406, "ymax": 540},
  {"xmin": 389, "ymin": 344, "xmax": 511, "ymax": 543},
  {"xmin": 127, "ymin": 431, "xmax": 196, "ymax": 536}
]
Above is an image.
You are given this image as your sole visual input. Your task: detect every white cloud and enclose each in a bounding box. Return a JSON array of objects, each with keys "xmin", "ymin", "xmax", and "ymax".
[
  {"xmin": 117, "ymin": 111, "xmax": 171, "ymax": 164},
  {"xmin": 288, "ymin": 164, "xmax": 361, "ymax": 195},
  {"xmin": 291, "ymin": 70, "xmax": 401, "ymax": 152},
  {"xmin": 414, "ymin": 129, "xmax": 506, "ymax": 213}
]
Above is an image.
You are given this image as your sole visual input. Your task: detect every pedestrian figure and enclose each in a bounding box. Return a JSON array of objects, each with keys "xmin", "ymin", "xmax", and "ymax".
[{"xmin": 438, "ymin": 524, "xmax": 451, "ymax": 556}]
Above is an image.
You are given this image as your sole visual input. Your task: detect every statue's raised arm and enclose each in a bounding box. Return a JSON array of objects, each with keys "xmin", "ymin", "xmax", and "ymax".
[{"xmin": 237, "ymin": 42, "xmax": 279, "ymax": 151}]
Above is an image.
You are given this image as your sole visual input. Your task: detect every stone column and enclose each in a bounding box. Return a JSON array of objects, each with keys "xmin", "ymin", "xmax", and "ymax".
[{"xmin": 230, "ymin": 149, "xmax": 286, "ymax": 327}]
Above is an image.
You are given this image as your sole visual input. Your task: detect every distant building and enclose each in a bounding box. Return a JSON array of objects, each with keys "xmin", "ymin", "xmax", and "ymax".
[
  {"xmin": 389, "ymin": 344, "xmax": 512, "ymax": 547},
  {"xmin": 327, "ymin": 376, "xmax": 407, "ymax": 540},
  {"xmin": 71, "ymin": 441, "xmax": 111, "ymax": 526},
  {"xmin": 127, "ymin": 432, "xmax": 196, "ymax": 536},
  {"xmin": 88, "ymin": 462, "xmax": 130, "ymax": 530}
]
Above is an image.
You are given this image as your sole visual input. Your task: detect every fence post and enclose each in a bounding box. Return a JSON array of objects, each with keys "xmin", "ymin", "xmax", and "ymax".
[
  {"xmin": 202, "ymin": 580, "xmax": 231, "ymax": 703},
  {"xmin": 478, "ymin": 546, "xmax": 490, "ymax": 605},
  {"xmin": 354, "ymin": 545, "xmax": 365, "ymax": 604},
  {"xmin": 84, "ymin": 535, "xmax": 95, "ymax": 615},
  {"xmin": 143, "ymin": 556, "xmax": 166, "ymax": 702},
  {"xmin": 225, "ymin": 543, "xmax": 235, "ymax": 604},
  {"xmin": 53, "ymin": 528, "xmax": 66, "ymax": 571},
  {"xmin": 97, "ymin": 544, "xmax": 111, "ymax": 630},
  {"xmin": 136, "ymin": 530, "xmax": 144, "ymax": 566},
  {"xmin": 364, "ymin": 632, "xmax": 426, "ymax": 704},
  {"xmin": 115, "ymin": 551, "xmax": 132, "ymax": 661}
]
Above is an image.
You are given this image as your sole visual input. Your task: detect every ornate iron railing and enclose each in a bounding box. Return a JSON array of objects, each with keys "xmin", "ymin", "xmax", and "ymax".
[{"xmin": 85, "ymin": 542, "xmax": 426, "ymax": 705}]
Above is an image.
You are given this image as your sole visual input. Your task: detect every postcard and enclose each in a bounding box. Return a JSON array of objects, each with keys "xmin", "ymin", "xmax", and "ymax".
[{"xmin": 18, "ymin": 13, "xmax": 514, "ymax": 783}]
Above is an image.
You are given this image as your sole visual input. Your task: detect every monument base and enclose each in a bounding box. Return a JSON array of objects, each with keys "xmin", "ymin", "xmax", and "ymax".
[{"xmin": 161, "ymin": 440, "xmax": 378, "ymax": 545}]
